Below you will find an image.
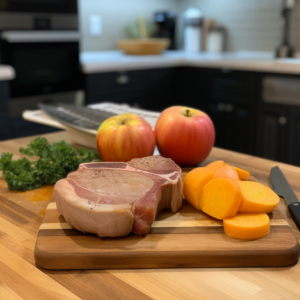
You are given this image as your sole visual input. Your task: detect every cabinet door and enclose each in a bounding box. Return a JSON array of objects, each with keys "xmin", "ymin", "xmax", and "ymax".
[
  {"xmin": 0, "ymin": 113, "xmax": 10, "ymax": 140},
  {"xmin": 289, "ymin": 106, "xmax": 300, "ymax": 166},
  {"xmin": 207, "ymin": 69, "xmax": 257, "ymax": 96},
  {"xmin": 257, "ymin": 104, "xmax": 289, "ymax": 162},
  {"xmin": 180, "ymin": 67, "xmax": 209, "ymax": 110},
  {"xmin": 85, "ymin": 70, "xmax": 148, "ymax": 105},
  {"xmin": 145, "ymin": 68, "xmax": 175, "ymax": 111},
  {"xmin": 11, "ymin": 118, "xmax": 60, "ymax": 138},
  {"xmin": 85, "ymin": 68, "xmax": 175, "ymax": 112},
  {"xmin": 0, "ymin": 81, "xmax": 11, "ymax": 141},
  {"xmin": 206, "ymin": 99, "xmax": 255, "ymax": 155}
]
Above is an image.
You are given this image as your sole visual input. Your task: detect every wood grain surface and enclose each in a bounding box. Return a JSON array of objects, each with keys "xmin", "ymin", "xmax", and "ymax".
[
  {"xmin": 1, "ymin": 131, "xmax": 300, "ymax": 299},
  {"xmin": 35, "ymin": 199, "xmax": 299, "ymax": 269}
]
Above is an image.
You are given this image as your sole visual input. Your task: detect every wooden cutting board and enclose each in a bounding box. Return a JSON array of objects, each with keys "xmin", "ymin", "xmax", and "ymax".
[{"xmin": 35, "ymin": 198, "xmax": 300, "ymax": 269}]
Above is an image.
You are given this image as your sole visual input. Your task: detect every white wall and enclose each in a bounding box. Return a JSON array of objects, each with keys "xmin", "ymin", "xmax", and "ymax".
[
  {"xmin": 79, "ymin": 0, "xmax": 300, "ymax": 53},
  {"xmin": 177, "ymin": 0, "xmax": 299, "ymax": 52},
  {"xmin": 79, "ymin": 0, "xmax": 178, "ymax": 51}
]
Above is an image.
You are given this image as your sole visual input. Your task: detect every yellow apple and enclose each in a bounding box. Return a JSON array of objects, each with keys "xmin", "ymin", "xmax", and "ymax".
[{"xmin": 97, "ymin": 113, "xmax": 156, "ymax": 162}]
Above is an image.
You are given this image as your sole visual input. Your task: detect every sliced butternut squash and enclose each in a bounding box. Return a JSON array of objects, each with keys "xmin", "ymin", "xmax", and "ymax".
[
  {"xmin": 223, "ymin": 213, "xmax": 270, "ymax": 240},
  {"xmin": 205, "ymin": 161, "xmax": 224, "ymax": 172},
  {"xmin": 238, "ymin": 181, "xmax": 280, "ymax": 213},
  {"xmin": 199, "ymin": 178, "xmax": 242, "ymax": 220},
  {"xmin": 214, "ymin": 166, "xmax": 239, "ymax": 181},
  {"xmin": 224, "ymin": 163, "xmax": 250, "ymax": 180},
  {"xmin": 183, "ymin": 168, "xmax": 214, "ymax": 210}
]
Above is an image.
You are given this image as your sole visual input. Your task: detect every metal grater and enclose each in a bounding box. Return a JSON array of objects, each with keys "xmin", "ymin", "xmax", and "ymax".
[{"xmin": 39, "ymin": 102, "xmax": 160, "ymax": 134}]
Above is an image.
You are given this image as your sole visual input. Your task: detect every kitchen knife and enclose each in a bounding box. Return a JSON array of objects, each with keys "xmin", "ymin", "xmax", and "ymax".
[
  {"xmin": 39, "ymin": 102, "xmax": 116, "ymax": 133},
  {"xmin": 270, "ymin": 166, "xmax": 300, "ymax": 231}
]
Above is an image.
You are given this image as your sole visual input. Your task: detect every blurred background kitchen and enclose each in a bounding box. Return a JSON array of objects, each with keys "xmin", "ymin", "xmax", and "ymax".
[{"xmin": 1, "ymin": 0, "xmax": 300, "ymax": 166}]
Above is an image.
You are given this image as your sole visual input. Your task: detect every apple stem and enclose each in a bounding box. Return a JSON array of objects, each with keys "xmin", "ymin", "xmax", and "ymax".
[{"xmin": 186, "ymin": 109, "xmax": 190, "ymax": 117}]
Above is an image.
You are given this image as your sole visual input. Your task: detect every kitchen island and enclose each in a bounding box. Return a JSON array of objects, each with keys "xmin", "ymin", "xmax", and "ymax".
[{"xmin": 0, "ymin": 131, "xmax": 300, "ymax": 299}]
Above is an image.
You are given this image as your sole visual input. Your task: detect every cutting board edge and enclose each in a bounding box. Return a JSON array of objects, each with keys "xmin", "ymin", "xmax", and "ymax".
[
  {"xmin": 34, "ymin": 235, "xmax": 300, "ymax": 270},
  {"xmin": 34, "ymin": 183, "xmax": 300, "ymax": 270}
]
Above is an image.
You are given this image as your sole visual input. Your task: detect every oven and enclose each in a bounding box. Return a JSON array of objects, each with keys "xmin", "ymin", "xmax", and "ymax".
[
  {"xmin": 0, "ymin": 31, "xmax": 83, "ymax": 117},
  {"xmin": 0, "ymin": 0, "xmax": 77, "ymax": 15},
  {"xmin": 0, "ymin": 0, "xmax": 84, "ymax": 140},
  {"xmin": 0, "ymin": 31, "xmax": 82, "ymax": 98},
  {"xmin": 0, "ymin": 0, "xmax": 83, "ymax": 119}
]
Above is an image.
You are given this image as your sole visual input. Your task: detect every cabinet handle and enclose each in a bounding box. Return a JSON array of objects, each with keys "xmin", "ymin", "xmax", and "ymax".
[
  {"xmin": 225, "ymin": 104, "xmax": 234, "ymax": 112},
  {"xmin": 278, "ymin": 116, "xmax": 287, "ymax": 125},
  {"xmin": 217, "ymin": 103, "xmax": 225, "ymax": 112},
  {"xmin": 116, "ymin": 74, "xmax": 129, "ymax": 85}
]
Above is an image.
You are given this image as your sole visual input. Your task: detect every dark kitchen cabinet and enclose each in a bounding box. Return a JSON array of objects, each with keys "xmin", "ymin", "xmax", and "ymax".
[
  {"xmin": 178, "ymin": 67, "xmax": 208, "ymax": 110},
  {"xmin": 257, "ymin": 72, "xmax": 300, "ymax": 166},
  {"xmin": 0, "ymin": 81, "xmax": 11, "ymax": 140},
  {"xmin": 257, "ymin": 104, "xmax": 289, "ymax": 163},
  {"xmin": 206, "ymin": 92, "xmax": 256, "ymax": 155},
  {"xmin": 1, "ymin": 80, "xmax": 61, "ymax": 141},
  {"xmin": 85, "ymin": 67, "xmax": 259, "ymax": 155},
  {"xmin": 206, "ymin": 68, "xmax": 257, "ymax": 95},
  {"xmin": 84, "ymin": 66, "xmax": 300, "ymax": 165},
  {"xmin": 10, "ymin": 118, "xmax": 61, "ymax": 139},
  {"xmin": 257, "ymin": 104, "xmax": 300, "ymax": 167},
  {"xmin": 147, "ymin": 68, "xmax": 177, "ymax": 111},
  {"xmin": 177, "ymin": 67, "xmax": 257, "ymax": 121},
  {"xmin": 85, "ymin": 68, "xmax": 176, "ymax": 111},
  {"xmin": 288, "ymin": 107, "xmax": 300, "ymax": 166},
  {"xmin": 199, "ymin": 69, "xmax": 258, "ymax": 155}
]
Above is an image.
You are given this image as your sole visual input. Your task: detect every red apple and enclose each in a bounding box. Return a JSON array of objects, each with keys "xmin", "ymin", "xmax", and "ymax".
[
  {"xmin": 155, "ymin": 106, "xmax": 215, "ymax": 166},
  {"xmin": 96, "ymin": 113, "xmax": 156, "ymax": 162}
]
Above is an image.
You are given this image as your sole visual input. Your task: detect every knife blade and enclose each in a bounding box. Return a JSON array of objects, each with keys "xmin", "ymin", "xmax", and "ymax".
[
  {"xmin": 270, "ymin": 166, "xmax": 300, "ymax": 231},
  {"xmin": 39, "ymin": 102, "xmax": 116, "ymax": 133}
]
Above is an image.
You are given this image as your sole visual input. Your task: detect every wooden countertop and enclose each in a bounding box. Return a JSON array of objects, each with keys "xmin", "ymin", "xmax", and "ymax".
[{"xmin": 0, "ymin": 131, "xmax": 300, "ymax": 300}]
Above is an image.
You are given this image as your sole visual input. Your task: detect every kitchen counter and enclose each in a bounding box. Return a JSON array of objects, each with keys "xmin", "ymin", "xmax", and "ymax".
[
  {"xmin": 0, "ymin": 65, "xmax": 15, "ymax": 80},
  {"xmin": 80, "ymin": 50, "xmax": 300, "ymax": 75},
  {"xmin": 0, "ymin": 131, "xmax": 300, "ymax": 299}
]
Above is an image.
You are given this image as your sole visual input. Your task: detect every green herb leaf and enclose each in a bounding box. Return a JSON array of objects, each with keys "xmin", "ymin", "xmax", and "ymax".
[{"xmin": 0, "ymin": 137, "xmax": 101, "ymax": 191}]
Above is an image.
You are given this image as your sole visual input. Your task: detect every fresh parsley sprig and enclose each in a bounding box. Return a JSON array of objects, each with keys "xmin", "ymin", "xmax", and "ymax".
[{"xmin": 0, "ymin": 137, "xmax": 100, "ymax": 191}]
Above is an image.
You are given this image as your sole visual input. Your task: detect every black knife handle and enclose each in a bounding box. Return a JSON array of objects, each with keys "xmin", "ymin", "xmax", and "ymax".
[{"xmin": 288, "ymin": 203, "xmax": 300, "ymax": 231}]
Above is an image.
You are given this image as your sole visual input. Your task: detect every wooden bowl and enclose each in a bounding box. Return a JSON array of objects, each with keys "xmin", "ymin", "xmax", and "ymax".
[{"xmin": 117, "ymin": 38, "xmax": 170, "ymax": 55}]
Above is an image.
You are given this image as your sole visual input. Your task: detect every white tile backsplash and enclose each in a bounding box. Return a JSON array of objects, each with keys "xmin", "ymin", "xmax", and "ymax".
[
  {"xmin": 79, "ymin": 0, "xmax": 178, "ymax": 52},
  {"xmin": 79, "ymin": 0, "xmax": 300, "ymax": 53},
  {"xmin": 177, "ymin": 0, "xmax": 300, "ymax": 53}
]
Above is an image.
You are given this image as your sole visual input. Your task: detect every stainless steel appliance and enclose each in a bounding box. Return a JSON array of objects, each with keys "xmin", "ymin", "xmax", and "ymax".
[
  {"xmin": 183, "ymin": 7, "xmax": 202, "ymax": 53},
  {"xmin": 0, "ymin": 1, "xmax": 82, "ymax": 110},
  {"xmin": 0, "ymin": 31, "xmax": 82, "ymax": 99},
  {"xmin": 276, "ymin": 0, "xmax": 294, "ymax": 58},
  {"xmin": 154, "ymin": 11, "xmax": 176, "ymax": 50},
  {"xmin": 0, "ymin": 0, "xmax": 82, "ymax": 139},
  {"xmin": 0, "ymin": 0, "xmax": 77, "ymax": 30},
  {"xmin": 207, "ymin": 25, "xmax": 226, "ymax": 53}
]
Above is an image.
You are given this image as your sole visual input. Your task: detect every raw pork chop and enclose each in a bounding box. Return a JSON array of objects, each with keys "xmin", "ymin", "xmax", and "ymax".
[{"xmin": 53, "ymin": 156, "xmax": 182, "ymax": 237}]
